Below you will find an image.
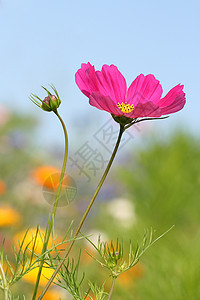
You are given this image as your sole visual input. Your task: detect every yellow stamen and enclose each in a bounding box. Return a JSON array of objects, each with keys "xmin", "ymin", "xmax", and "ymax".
[{"xmin": 117, "ymin": 102, "xmax": 134, "ymax": 113}]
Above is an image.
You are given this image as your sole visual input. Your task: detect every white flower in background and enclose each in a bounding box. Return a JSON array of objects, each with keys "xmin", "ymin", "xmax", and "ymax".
[
  {"xmin": 85, "ymin": 230, "xmax": 109, "ymax": 249},
  {"xmin": 106, "ymin": 198, "xmax": 136, "ymax": 228}
]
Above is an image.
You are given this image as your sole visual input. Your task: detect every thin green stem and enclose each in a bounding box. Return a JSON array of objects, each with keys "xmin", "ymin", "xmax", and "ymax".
[
  {"xmin": 0, "ymin": 263, "xmax": 9, "ymax": 300},
  {"xmin": 107, "ymin": 277, "xmax": 116, "ymax": 300},
  {"xmin": 38, "ymin": 124, "xmax": 125, "ymax": 299},
  {"xmin": 32, "ymin": 111, "xmax": 68, "ymax": 300},
  {"xmin": 124, "ymin": 116, "xmax": 169, "ymax": 130}
]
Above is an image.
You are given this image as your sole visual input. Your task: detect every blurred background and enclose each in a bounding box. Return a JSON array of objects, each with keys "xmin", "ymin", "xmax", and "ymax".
[{"xmin": 0, "ymin": 0, "xmax": 200, "ymax": 299}]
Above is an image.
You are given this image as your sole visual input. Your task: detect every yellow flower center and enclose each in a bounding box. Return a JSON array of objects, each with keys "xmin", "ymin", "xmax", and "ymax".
[{"xmin": 117, "ymin": 102, "xmax": 134, "ymax": 113}]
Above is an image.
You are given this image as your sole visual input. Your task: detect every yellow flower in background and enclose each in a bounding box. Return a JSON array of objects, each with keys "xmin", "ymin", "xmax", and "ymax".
[
  {"xmin": 14, "ymin": 228, "xmax": 53, "ymax": 255},
  {"xmin": 1, "ymin": 260, "xmax": 14, "ymax": 277},
  {"xmin": 22, "ymin": 263, "xmax": 55, "ymax": 286},
  {"xmin": 33, "ymin": 165, "xmax": 70, "ymax": 190},
  {"xmin": 0, "ymin": 180, "xmax": 7, "ymax": 195},
  {"xmin": 14, "ymin": 228, "xmax": 64, "ymax": 256},
  {"xmin": 0, "ymin": 206, "xmax": 21, "ymax": 227}
]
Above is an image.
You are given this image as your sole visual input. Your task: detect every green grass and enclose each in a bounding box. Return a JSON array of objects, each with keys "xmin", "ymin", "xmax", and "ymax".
[{"xmin": 110, "ymin": 132, "xmax": 200, "ymax": 300}]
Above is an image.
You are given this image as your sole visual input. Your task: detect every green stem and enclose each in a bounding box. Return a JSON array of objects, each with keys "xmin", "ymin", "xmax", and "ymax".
[
  {"xmin": 0, "ymin": 263, "xmax": 9, "ymax": 300},
  {"xmin": 107, "ymin": 277, "xmax": 116, "ymax": 300},
  {"xmin": 32, "ymin": 111, "xmax": 68, "ymax": 300},
  {"xmin": 38, "ymin": 124, "xmax": 125, "ymax": 299},
  {"xmin": 124, "ymin": 116, "xmax": 169, "ymax": 130}
]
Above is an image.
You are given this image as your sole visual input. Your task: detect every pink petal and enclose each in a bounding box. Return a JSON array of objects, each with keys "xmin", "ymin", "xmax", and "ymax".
[
  {"xmin": 127, "ymin": 74, "xmax": 163, "ymax": 105},
  {"xmin": 160, "ymin": 93, "xmax": 186, "ymax": 115},
  {"xmin": 89, "ymin": 92, "xmax": 121, "ymax": 115},
  {"xmin": 75, "ymin": 63, "xmax": 99, "ymax": 97},
  {"xmin": 158, "ymin": 84, "xmax": 184, "ymax": 107},
  {"xmin": 128, "ymin": 102, "xmax": 161, "ymax": 118},
  {"xmin": 95, "ymin": 65, "xmax": 127, "ymax": 103}
]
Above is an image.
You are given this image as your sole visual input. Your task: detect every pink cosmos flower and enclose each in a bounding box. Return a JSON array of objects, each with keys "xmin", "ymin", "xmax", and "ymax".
[{"xmin": 75, "ymin": 63, "xmax": 186, "ymax": 119}]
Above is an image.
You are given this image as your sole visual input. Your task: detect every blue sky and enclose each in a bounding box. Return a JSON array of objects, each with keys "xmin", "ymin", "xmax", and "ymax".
[{"xmin": 0, "ymin": 0, "xmax": 199, "ymax": 147}]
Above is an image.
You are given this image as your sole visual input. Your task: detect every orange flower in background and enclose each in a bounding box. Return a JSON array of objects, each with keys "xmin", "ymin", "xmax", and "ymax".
[
  {"xmin": 80, "ymin": 248, "xmax": 95, "ymax": 266},
  {"xmin": 0, "ymin": 105, "xmax": 11, "ymax": 126},
  {"xmin": 118, "ymin": 264, "xmax": 144, "ymax": 287},
  {"xmin": 14, "ymin": 228, "xmax": 53, "ymax": 255},
  {"xmin": 33, "ymin": 166, "xmax": 70, "ymax": 190},
  {"xmin": 0, "ymin": 206, "xmax": 21, "ymax": 227},
  {"xmin": 0, "ymin": 180, "xmax": 7, "ymax": 195},
  {"xmin": 38, "ymin": 288, "xmax": 64, "ymax": 300}
]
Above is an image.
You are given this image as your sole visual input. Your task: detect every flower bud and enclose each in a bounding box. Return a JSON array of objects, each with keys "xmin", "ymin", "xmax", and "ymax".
[
  {"xmin": 30, "ymin": 85, "xmax": 61, "ymax": 113},
  {"xmin": 41, "ymin": 96, "xmax": 52, "ymax": 111},
  {"xmin": 42, "ymin": 95, "xmax": 61, "ymax": 112}
]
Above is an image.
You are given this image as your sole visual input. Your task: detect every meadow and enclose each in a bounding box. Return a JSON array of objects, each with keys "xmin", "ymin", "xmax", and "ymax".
[{"xmin": 0, "ymin": 106, "xmax": 199, "ymax": 299}]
